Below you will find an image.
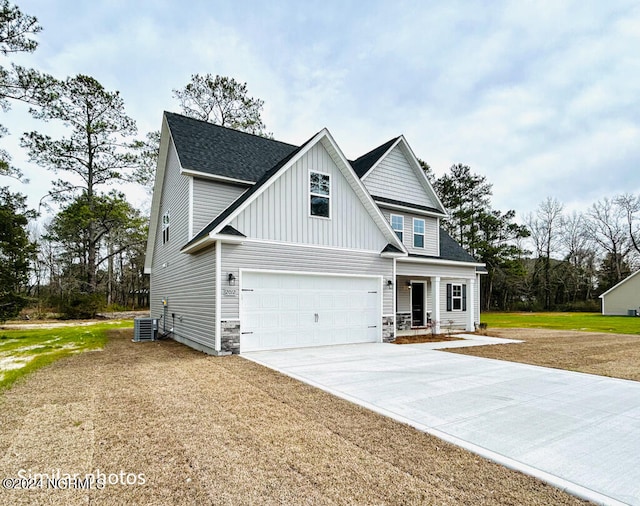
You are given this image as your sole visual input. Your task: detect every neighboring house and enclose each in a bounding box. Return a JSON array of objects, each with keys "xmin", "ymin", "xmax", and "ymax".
[
  {"xmin": 145, "ymin": 112, "xmax": 485, "ymax": 355},
  {"xmin": 599, "ymin": 270, "xmax": 640, "ymax": 316}
]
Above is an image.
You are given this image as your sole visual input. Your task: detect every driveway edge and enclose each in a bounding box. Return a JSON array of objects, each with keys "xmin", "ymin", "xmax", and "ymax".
[{"xmin": 244, "ymin": 353, "xmax": 628, "ymax": 506}]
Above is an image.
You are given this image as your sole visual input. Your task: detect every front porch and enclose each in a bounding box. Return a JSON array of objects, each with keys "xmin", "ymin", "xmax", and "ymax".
[{"xmin": 394, "ymin": 274, "xmax": 477, "ymax": 334}]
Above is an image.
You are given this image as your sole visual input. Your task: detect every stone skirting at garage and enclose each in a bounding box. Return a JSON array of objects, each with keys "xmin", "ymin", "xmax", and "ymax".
[
  {"xmin": 221, "ymin": 320, "xmax": 240, "ymax": 354},
  {"xmin": 382, "ymin": 316, "xmax": 395, "ymax": 343}
]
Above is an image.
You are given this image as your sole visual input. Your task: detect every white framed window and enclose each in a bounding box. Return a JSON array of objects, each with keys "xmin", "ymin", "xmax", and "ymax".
[
  {"xmin": 309, "ymin": 171, "xmax": 331, "ymax": 218},
  {"xmin": 447, "ymin": 283, "xmax": 467, "ymax": 311},
  {"xmin": 162, "ymin": 211, "xmax": 170, "ymax": 244},
  {"xmin": 451, "ymin": 283, "xmax": 463, "ymax": 310},
  {"xmin": 390, "ymin": 214, "xmax": 404, "ymax": 242},
  {"xmin": 413, "ymin": 218, "xmax": 425, "ymax": 248}
]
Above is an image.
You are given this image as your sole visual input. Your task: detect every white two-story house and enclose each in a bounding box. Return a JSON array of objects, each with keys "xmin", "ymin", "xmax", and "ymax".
[{"xmin": 145, "ymin": 112, "xmax": 485, "ymax": 354}]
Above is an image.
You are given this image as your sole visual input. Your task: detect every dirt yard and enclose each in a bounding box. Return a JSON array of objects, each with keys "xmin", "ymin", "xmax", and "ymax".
[
  {"xmin": 0, "ymin": 329, "xmax": 587, "ymax": 505},
  {"xmin": 449, "ymin": 328, "xmax": 640, "ymax": 381}
]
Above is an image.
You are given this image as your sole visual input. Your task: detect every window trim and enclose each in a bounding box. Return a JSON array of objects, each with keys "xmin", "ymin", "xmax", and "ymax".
[
  {"xmin": 446, "ymin": 283, "xmax": 467, "ymax": 312},
  {"xmin": 309, "ymin": 170, "xmax": 331, "ymax": 219},
  {"xmin": 390, "ymin": 214, "xmax": 404, "ymax": 242},
  {"xmin": 451, "ymin": 283, "xmax": 463, "ymax": 311},
  {"xmin": 413, "ymin": 217, "xmax": 425, "ymax": 248},
  {"xmin": 162, "ymin": 210, "xmax": 170, "ymax": 244}
]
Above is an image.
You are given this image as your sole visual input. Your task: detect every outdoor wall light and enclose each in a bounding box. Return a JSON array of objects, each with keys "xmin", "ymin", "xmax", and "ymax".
[
  {"xmin": 386, "ymin": 279, "xmax": 393, "ymax": 289},
  {"xmin": 228, "ymin": 273, "xmax": 236, "ymax": 286},
  {"xmin": 406, "ymin": 281, "xmax": 412, "ymax": 289}
]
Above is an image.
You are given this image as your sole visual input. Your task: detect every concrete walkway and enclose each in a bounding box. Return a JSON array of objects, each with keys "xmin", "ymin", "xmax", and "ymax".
[{"xmin": 245, "ymin": 337, "xmax": 640, "ymax": 506}]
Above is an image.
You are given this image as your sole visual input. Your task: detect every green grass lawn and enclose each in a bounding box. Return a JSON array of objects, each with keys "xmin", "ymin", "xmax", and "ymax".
[
  {"xmin": 0, "ymin": 320, "xmax": 133, "ymax": 390},
  {"xmin": 481, "ymin": 312, "xmax": 640, "ymax": 335}
]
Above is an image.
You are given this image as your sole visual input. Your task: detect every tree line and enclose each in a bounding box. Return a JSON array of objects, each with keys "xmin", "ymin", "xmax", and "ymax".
[
  {"xmin": 0, "ymin": 1, "xmax": 268, "ymax": 320},
  {"xmin": 426, "ymin": 163, "xmax": 640, "ymax": 311},
  {"xmin": 1, "ymin": 1, "xmax": 637, "ymax": 321}
]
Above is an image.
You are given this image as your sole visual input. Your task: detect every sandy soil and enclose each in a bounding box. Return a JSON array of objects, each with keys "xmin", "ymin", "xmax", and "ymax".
[
  {"xmin": 0, "ymin": 329, "xmax": 587, "ymax": 505},
  {"xmin": 448, "ymin": 328, "xmax": 640, "ymax": 381},
  {"xmin": 2, "ymin": 312, "xmax": 150, "ymax": 330}
]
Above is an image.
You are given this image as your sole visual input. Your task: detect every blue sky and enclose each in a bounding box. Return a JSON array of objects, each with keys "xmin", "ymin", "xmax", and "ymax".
[{"xmin": 3, "ymin": 0, "xmax": 640, "ymax": 220}]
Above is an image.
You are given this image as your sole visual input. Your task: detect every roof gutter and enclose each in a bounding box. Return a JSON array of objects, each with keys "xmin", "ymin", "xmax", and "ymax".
[
  {"xmin": 400, "ymin": 256, "xmax": 486, "ymax": 269},
  {"xmin": 375, "ymin": 199, "xmax": 447, "ymax": 218},
  {"xmin": 181, "ymin": 232, "xmax": 245, "ymax": 254},
  {"xmin": 180, "ymin": 168, "xmax": 255, "ymax": 186},
  {"xmin": 381, "ymin": 251, "xmax": 407, "ymax": 259}
]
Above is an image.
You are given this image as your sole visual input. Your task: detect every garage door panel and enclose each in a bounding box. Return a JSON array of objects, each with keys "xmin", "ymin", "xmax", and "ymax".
[
  {"xmin": 241, "ymin": 271, "xmax": 381, "ymax": 352},
  {"xmin": 281, "ymin": 294, "xmax": 299, "ymax": 310}
]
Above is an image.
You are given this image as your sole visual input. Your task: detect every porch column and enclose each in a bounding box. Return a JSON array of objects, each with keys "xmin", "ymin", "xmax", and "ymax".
[
  {"xmin": 467, "ymin": 277, "xmax": 475, "ymax": 331},
  {"xmin": 433, "ymin": 276, "xmax": 440, "ymax": 333}
]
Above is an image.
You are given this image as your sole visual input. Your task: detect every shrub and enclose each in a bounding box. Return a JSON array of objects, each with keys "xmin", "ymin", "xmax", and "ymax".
[{"xmin": 59, "ymin": 293, "xmax": 104, "ymax": 319}]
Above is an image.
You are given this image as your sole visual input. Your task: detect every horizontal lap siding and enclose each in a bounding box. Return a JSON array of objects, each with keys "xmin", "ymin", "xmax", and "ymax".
[
  {"xmin": 150, "ymin": 141, "xmax": 216, "ymax": 348},
  {"xmin": 602, "ymin": 275, "xmax": 640, "ymax": 315},
  {"xmin": 395, "ymin": 264, "xmax": 478, "ymax": 328},
  {"xmin": 221, "ymin": 241, "xmax": 393, "ymax": 319},
  {"xmin": 381, "ymin": 209, "xmax": 438, "ymax": 256},
  {"xmin": 364, "ymin": 145, "xmax": 439, "ymax": 209},
  {"xmin": 396, "ymin": 261, "xmax": 476, "ymax": 279},
  {"xmin": 396, "ymin": 275, "xmax": 432, "ymax": 313},
  {"xmin": 152, "ymin": 248, "xmax": 216, "ymax": 347},
  {"xmin": 440, "ymin": 278, "xmax": 469, "ymax": 328},
  {"xmin": 192, "ymin": 178, "xmax": 246, "ymax": 235},
  {"xmin": 396, "ymin": 278, "xmax": 411, "ymax": 313},
  {"xmin": 230, "ymin": 142, "xmax": 387, "ymax": 251}
]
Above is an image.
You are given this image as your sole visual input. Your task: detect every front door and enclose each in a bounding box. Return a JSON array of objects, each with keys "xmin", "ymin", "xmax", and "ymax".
[{"xmin": 411, "ymin": 282, "xmax": 424, "ymax": 326}]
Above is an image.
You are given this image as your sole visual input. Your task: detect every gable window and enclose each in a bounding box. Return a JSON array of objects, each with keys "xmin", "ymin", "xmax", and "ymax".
[
  {"xmin": 309, "ymin": 171, "xmax": 330, "ymax": 218},
  {"xmin": 413, "ymin": 218, "xmax": 425, "ymax": 248},
  {"xmin": 390, "ymin": 214, "xmax": 404, "ymax": 242},
  {"xmin": 162, "ymin": 211, "xmax": 170, "ymax": 244},
  {"xmin": 446, "ymin": 283, "xmax": 467, "ymax": 311}
]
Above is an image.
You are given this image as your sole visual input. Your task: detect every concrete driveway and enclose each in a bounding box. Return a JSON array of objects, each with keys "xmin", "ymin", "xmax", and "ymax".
[{"xmin": 245, "ymin": 338, "xmax": 640, "ymax": 506}]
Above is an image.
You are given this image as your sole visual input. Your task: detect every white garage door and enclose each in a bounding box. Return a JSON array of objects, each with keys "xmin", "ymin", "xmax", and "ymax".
[{"xmin": 240, "ymin": 271, "xmax": 381, "ymax": 352}]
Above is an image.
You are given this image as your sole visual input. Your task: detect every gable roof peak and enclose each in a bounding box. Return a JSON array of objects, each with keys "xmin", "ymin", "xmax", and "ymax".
[
  {"xmin": 351, "ymin": 136, "xmax": 400, "ymax": 178},
  {"xmin": 182, "ymin": 126, "xmax": 406, "ymax": 255}
]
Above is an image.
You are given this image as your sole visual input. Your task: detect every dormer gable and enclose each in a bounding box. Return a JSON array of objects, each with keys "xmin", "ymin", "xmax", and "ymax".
[{"xmin": 354, "ymin": 136, "xmax": 446, "ymax": 216}]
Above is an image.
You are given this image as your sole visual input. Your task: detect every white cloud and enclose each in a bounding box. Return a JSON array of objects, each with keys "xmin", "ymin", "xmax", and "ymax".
[{"xmin": 2, "ymin": 0, "xmax": 639, "ymax": 221}]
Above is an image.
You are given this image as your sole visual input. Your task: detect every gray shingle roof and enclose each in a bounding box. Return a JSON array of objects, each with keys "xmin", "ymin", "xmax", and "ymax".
[
  {"xmin": 439, "ymin": 228, "xmax": 479, "ymax": 263},
  {"xmin": 371, "ymin": 195, "xmax": 445, "ymax": 215},
  {"xmin": 407, "ymin": 228, "xmax": 481, "ymax": 265},
  {"xmin": 382, "ymin": 244, "xmax": 404, "ymax": 254},
  {"xmin": 181, "ymin": 135, "xmax": 314, "ymax": 250},
  {"xmin": 351, "ymin": 137, "xmax": 399, "ymax": 178},
  {"xmin": 167, "ymin": 113, "xmax": 481, "ymax": 268},
  {"xmin": 165, "ymin": 112, "xmax": 298, "ymax": 182}
]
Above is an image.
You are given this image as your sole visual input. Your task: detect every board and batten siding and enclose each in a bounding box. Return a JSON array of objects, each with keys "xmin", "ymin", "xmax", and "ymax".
[
  {"xmin": 230, "ymin": 142, "xmax": 388, "ymax": 251},
  {"xmin": 192, "ymin": 178, "xmax": 247, "ymax": 236},
  {"xmin": 381, "ymin": 209, "xmax": 438, "ymax": 256},
  {"xmin": 150, "ymin": 140, "xmax": 217, "ymax": 350},
  {"xmin": 363, "ymin": 145, "xmax": 439, "ymax": 209},
  {"xmin": 220, "ymin": 241, "xmax": 393, "ymax": 320}
]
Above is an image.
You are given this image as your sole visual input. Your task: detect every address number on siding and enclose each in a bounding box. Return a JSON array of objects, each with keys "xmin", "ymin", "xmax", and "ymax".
[{"xmin": 223, "ymin": 288, "xmax": 238, "ymax": 297}]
